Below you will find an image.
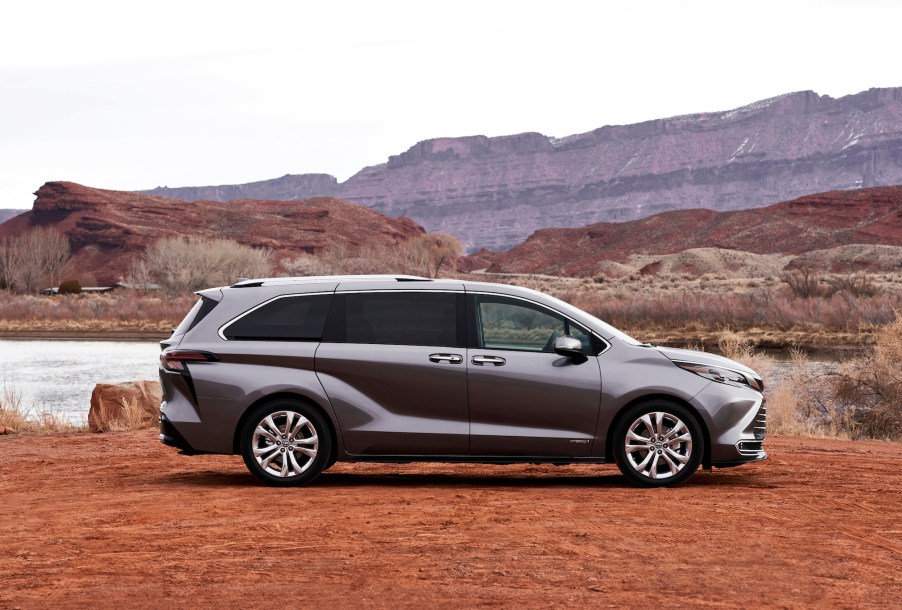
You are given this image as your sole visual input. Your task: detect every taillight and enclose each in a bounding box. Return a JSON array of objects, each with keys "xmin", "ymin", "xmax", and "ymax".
[{"xmin": 160, "ymin": 351, "xmax": 220, "ymax": 373}]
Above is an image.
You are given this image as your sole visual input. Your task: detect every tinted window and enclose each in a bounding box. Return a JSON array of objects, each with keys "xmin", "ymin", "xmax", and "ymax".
[
  {"xmin": 224, "ymin": 294, "xmax": 332, "ymax": 341},
  {"xmin": 476, "ymin": 296, "xmax": 593, "ymax": 354},
  {"xmin": 173, "ymin": 297, "xmax": 218, "ymax": 336},
  {"xmin": 326, "ymin": 292, "xmax": 460, "ymax": 347}
]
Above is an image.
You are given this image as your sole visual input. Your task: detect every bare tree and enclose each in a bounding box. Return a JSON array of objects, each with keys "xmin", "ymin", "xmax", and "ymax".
[
  {"xmin": 125, "ymin": 258, "xmax": 154, "ymax": 291},
  {"xmin": 43, "ymin": 229, "xmax": 71, "ymax": 289},
  {"xmin": 12, "ymin": 228, "xmax": 71, "ymax": 293},
  {"xmin": 0, "ymin": 236, "xmax": 19, "ymax": 290},
  {"xmin": 408, "ymin": 234, "xmax": 462, "ymax": 278},
  {"xmin": 144, "ymin": 236, "xmax": 272, "ymax": 294}
]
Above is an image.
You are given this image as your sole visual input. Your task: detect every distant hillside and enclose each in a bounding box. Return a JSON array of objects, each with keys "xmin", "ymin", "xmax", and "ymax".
[
  {"xmin": 0, "ymin": 182, "xmax": 424, "ymax": 284},
  {"xmin": 0, "ymin": 209, "xmax": 24, "ymax": 225},
  {"xmin": 142, "ymin": 87, "xmax": 902, "ymax": 251},
  {"xmin": 480, "ymin": 186, "xmax": 902, "ymax": 277}
]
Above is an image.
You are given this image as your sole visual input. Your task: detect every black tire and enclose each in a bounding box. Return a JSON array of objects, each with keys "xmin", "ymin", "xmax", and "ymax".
[
  {"xmin": 612, "ymin": 400, "xmax": 703, "ymax": 487},
  {"xmin": 240, "ymin": 399, "xmax": 333, "ymax": 487}
]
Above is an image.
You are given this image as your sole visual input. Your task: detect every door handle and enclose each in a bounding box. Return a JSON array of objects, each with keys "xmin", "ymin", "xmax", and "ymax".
[
  {"xmin": 471, "ymin": 355, "xmax": 506, "ymax": 366},
  {"xmin": 429, "ymin": 353, "xmax": 463, "ymax": 364}
]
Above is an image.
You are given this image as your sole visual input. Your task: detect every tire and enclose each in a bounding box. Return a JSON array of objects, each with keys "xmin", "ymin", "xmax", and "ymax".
[
  {"xmin": 612, "ymin": 400, "xmax": 703, "ymax": 487},
  {"xmin": 240, "ymin": 399, "xmax": 333, "ymax": 487}
]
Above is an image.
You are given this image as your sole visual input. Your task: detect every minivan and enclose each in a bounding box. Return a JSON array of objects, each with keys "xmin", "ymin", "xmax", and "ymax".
[{"xmin": 159, "ymin": 275, "xmax": 766, "ymax": 487}]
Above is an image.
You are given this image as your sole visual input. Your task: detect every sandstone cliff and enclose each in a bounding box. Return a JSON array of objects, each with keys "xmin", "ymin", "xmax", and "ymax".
[{"xmin": 141, "ymin": 87, "xmax": 902, "ymax": 250}]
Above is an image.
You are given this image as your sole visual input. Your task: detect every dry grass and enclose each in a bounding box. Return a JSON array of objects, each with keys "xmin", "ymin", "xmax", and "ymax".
[
  {"xmin": 0, "ymin": 291, "xmax": 193, "ymax": 333},
  {"xmin": 94, "ymin": 397, "xmax": 155, "ymax": 433},
  {"xmin": 0, "ymin": 382, "xmax": 83, "ymax": 436},
  {"xmin": 718, "ymin": 313, "xmax": 902, "ymax": 441}
]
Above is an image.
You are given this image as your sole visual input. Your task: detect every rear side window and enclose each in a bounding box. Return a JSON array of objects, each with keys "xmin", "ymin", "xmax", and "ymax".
[
  {"xmin": 223, "ymin": 294, "xmax": 332, "ymax": 341},
  {"xmin": 324, "ymin": 292, "xmax": 461, "ymax": 347},
  {"xmin": 172, "ymin": 297, "xmax": 218, "ymax": 336}
]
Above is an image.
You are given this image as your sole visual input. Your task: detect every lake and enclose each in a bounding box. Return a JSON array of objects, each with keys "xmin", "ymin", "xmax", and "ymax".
[{"xmin": 0, "ymin": 340, "xmax": 161, "ymax": 423}]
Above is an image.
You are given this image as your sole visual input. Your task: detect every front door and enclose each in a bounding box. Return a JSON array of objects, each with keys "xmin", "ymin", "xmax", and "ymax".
[{"xmin": 467, "ymin": 294, "xmax": 602, "ymax": 457}]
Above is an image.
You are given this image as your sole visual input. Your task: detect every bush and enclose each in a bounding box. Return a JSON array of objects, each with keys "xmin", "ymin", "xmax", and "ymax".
[
  {"xmin": 57, "ymin": 279, "xmax": 82, "ymax": 294},
  {"xmin": 782, "ymin": 268, "xmax": 832, "ymax": 298},
  {"xmin": 833, "ymin": 314, "xmax": 902, "ymax": 439},
  {"xmin": 143, "ymin": 236, "xmax": 272, "ymax": 294}
]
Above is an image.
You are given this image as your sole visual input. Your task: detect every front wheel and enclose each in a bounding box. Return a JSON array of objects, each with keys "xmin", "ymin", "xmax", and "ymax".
[
  {"xmin": 240, "ymin": 400, "xmax": 332, "ymax": 486},
  {"xmin": 613, "ymin": 401, "xmax": 703, "ymax": 487}
]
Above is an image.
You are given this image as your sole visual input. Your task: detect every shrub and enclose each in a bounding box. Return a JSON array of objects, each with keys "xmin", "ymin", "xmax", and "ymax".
[
  {"xmin": 143, "ymin": 236, "xmax": 272, "ymax": 294},
  {"xmin": 58, "ymin": 279, "xmax": 82, "ymax": 294},
  {"xmin": 832, "ymin": 314, "xmax": 902, "ymax": 439},
  {"xmin": 826, "ymin": 273, "xmax": 879, "ymax": 297},
  {"xmin": 782, "ymin": 268, "xmax": 832, "ymax": 298}
]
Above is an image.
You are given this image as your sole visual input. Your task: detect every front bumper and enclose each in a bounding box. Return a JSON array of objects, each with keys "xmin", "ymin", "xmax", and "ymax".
[{"xmin": 692, "ymin": 381, "xmax": 768, "ymax": 467}]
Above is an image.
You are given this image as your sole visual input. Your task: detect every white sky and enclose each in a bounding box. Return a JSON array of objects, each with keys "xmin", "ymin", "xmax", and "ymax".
[{"xmin": 1, "ymin": 0, "xmax": 900, "ymax": 209}]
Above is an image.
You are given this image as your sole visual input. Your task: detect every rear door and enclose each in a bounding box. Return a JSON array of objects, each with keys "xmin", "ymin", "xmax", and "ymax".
[
  {"xmin": 315, "ymin": 288, "xmax": 469, "ymax": 455},
  {"xmin": 466, "ymin": 294, "xmax": 602, "ymax": 457}
]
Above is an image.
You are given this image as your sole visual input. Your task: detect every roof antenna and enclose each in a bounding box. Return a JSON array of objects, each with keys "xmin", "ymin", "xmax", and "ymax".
[{"xmin": 236, "ymin": 277, "xmax": 250, "ymax": 283}]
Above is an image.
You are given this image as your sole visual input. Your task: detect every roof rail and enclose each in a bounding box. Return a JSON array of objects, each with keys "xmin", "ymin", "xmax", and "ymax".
[{"xmin": 230, "ymin": 274, "xmax": 432, "ymax": 288}]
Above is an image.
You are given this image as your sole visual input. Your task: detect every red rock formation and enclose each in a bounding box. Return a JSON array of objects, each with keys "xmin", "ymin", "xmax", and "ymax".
[
  {"xmin": 0, "ymin": 182, "xmax": 425, "ymax": 284},
  {"xmin": 88, "ymin": 381, "xmax": 161, "ymax": 433},
  {"xmin": 482, "ymin": 186, "xmax": 902, "ymax": 276}
]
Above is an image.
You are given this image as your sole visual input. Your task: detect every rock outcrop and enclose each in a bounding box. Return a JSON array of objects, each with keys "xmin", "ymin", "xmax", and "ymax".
[
  {"xmin": 140, "ymin": 87, "xmax": 902, "ymax": 251},
  {"xmin": 88, "ymin": 381, "xmax": 161, "ymax": 433},
  {"xmin": 0, "ymin": 182, "xmax": 425, "ymax": 284},
  {"xmin": 481, "ymin": 186, "xmax": 902, "ymax": 276}
]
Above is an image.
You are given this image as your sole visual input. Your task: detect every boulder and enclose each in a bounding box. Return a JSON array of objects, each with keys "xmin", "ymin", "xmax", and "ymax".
[{"xmin": 88, "ymin": 380, "xmax": 161, "ymax": 433}]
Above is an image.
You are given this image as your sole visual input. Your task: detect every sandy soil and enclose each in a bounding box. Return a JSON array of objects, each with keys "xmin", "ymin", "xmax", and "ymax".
[{"xmin": 1, "ymin": 432, "xmax": 900, "ymax": 609}]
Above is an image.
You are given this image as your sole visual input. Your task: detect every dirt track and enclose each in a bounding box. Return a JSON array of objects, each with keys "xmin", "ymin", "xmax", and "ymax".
[{"xmin": 1, "ymin": 432, "xmax": 900, "ymax": 609}]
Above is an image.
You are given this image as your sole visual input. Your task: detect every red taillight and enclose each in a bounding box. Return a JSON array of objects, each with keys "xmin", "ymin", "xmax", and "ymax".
[{"xmin": 160, "ymin": 351, "xmax": 219, "ymax": 372}]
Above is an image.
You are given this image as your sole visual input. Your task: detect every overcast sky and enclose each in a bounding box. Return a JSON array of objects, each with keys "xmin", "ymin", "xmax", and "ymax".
[{"xmin": 1, "ymin": 0, "xmax": 900, "ymax": 209}]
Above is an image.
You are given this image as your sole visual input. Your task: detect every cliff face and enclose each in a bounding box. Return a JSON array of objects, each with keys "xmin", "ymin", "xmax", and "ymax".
[
  {"xmin": 140, "ymin": 87, "xmax": 902, "ymax": 250},
  {"xmin": 0, "ymin": 182, "xmax": 424, "ymax": 284},
  {"xmin": 480, "ymin": 185, "xmax": 902, "ymax": 276}
]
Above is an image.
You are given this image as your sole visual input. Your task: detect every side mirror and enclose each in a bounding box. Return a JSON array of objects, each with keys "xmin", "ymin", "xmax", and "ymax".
[{"xmin": 553, "ymin": 335, "xmax": 588, "ymax": 364}]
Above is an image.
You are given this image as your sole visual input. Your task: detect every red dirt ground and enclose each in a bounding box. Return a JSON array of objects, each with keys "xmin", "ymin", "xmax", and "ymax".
[{"xmin": 1, "ymin": 433, "xmax": 900, "ymax": 609}]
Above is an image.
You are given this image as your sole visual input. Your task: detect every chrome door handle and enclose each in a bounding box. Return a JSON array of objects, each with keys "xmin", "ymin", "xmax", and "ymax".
[
  {"xmin": 429, "ymin": 353, "xmax": 463, "ymax": 364},
  {"xmin": 471, "ymin": 355, "xmax": 506, "ymax": 366}
]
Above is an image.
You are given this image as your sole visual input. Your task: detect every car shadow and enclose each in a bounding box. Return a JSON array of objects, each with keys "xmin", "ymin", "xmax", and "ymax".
[{"xmin": 157, "ymin": 467, "xmax": 771, "ymax": 489}]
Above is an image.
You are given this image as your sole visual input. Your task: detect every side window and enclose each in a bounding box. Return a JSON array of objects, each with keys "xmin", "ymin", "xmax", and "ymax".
[
  {"xmin": 326, "ymin": 292, "xmax": 461, "ymax": 347},
  {"xmin": 223, "ymin": 294, "xmax": 332, "ymax": 341},
  {"xmin": 476, "ymin": 296, "xmax": 593, "ymax": 354}
]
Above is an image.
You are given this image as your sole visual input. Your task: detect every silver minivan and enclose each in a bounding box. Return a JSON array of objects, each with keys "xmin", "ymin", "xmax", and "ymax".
[{"xmin": 159, "ymin": 275, "xmax": 766, "ymax": 487}]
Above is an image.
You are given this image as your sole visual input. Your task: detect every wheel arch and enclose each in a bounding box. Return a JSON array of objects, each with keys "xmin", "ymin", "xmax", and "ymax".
[
  {"xmin": 232, "ymin": 392, "xmax": 339, "ymax": 465},
  {"xmin": 604, "ymin": 393, "xmax": 712, "ymax": 469}
]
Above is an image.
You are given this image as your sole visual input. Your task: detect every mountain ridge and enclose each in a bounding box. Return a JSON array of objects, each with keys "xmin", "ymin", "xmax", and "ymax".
[
  {"xmin": 140, "ymin": 87, "xmax": 902, "ymax": 250},
  {"xmin": 478, "ymin": 185, "xmax": 902, "ymax": 277}
]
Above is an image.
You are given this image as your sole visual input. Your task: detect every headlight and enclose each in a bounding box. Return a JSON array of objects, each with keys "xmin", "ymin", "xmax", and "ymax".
[{"xmin": 672, "ymin": 360, "xmax": 763, "ymax": 392}]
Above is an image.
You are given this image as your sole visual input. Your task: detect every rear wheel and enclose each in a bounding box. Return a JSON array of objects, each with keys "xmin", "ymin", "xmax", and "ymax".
[
  {"xmin": 240, "ymin": 400, "xmax": 332, "ymax": 486},
  {"xmin": 613, "ymin": 401, "xmax": 703, "ymax": 487}
]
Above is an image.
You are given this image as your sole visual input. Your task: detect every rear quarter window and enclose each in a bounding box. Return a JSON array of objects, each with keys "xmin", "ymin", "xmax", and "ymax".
[
  {"xmin": 172, "ymin": 297, "xmax": 218, "ymax": 337},
  {"xmin": 222, "ymin": 294, "xmax": 332, "ymax": 341}
]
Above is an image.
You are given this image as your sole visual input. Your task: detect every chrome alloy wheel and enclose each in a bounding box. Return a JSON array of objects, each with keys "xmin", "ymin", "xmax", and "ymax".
[
  {"xmin": 251, "ymin": 410, "xmax": 319, "ymax": 477},
  {"xmin": 624, "ymin": 411, "xmax": 693, "ymax": 480}
]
